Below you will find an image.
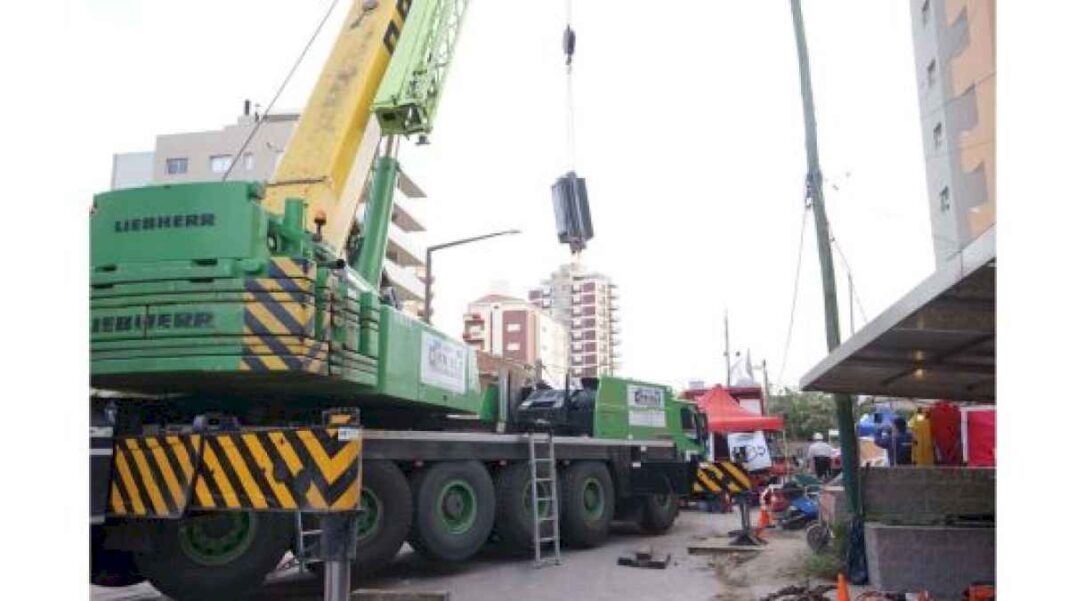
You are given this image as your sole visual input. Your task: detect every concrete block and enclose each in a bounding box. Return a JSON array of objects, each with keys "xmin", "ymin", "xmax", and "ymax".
[
  {"xmin": 864, "ymin": 522, "xmax": 994, "ymax": 598},
  {"xmin": 861, "ymin": 467, "xmax": 995, "ymax": 523}
]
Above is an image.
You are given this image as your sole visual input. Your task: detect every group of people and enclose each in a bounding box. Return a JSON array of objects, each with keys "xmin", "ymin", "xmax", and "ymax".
[
  {"xmin": 805, "ymin": 414, "xmax": 916, "ymax": 479},
  {"xmin": 873, "ymin": 414, "xmax": 915, "ymax": 466}
]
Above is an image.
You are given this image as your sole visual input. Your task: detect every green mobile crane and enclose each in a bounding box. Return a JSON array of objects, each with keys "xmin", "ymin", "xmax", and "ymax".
[{"xmin": 90, "ymin": 2, "xmax": 707, "ymax": 599}]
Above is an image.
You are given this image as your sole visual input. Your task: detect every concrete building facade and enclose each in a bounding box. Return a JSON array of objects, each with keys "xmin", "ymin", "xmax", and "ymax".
[
  {"xmin": 111, "ymin": 109, "xmax": 431, "ymax": 317},
  {"xmin": 909, "ymin": 0, "xmax": 996, "ymax": 264},
  {"xmin": 528, "ymin": 263, "xmax": 621, "ymax": 379},
  {"xmin": 462, "ymin": 294, "xmax": 569, "ymax": 387}
]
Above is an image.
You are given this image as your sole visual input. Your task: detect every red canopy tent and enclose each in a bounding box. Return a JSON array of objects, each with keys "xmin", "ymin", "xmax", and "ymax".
[{"xmin": 695, "ymin": 385, "xmax": 784, "ymax": 433}]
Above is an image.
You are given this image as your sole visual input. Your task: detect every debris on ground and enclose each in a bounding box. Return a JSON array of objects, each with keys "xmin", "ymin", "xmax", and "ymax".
[
  {"xmin": 617, "ymin": 546, "xmax": 671, "ymax": 569},
  {"xmin": 688, "ymin": 537, "xmax": 767, "ymax": 555},
  {"xmin": 353, "ymin": 591, "xmax": 451, "ymax": 601},
  {"xmin": 707, "ymin": 551, "xmax": 760, "ymax": 589},
  {"xmin": 708, "ymin": 551, "xmax": 760, "ymax": 568},
  {"xmin": 757, "ymin": 583, "xmax": 836, "ymax": 601}
]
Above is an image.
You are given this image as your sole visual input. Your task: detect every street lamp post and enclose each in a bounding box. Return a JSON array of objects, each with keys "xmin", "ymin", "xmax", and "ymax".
[{"xmin": 422, "ymin": 229, "xmax": 521, "ymax": 325}]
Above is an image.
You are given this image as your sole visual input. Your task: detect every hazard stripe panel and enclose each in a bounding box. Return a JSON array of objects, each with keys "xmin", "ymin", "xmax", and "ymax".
[
  {"xmin": 691, "ymin": 461, "xmax": 752, "ymax": 496},
  {"xmin": 107, "ymin": 425, "xmax": 361, "ymax": 518},
  {"xmin": 238, "ymin": 261, "xmax": 327, "ymax": 374}
]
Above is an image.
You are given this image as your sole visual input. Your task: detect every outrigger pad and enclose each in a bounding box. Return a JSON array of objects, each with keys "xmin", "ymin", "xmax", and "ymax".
[{"xmin": 618, "ymin": 547, "xmax": 671, "ymax": 569}]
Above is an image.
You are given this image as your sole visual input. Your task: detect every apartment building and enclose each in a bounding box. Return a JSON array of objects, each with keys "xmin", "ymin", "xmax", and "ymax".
[
  {"xmin": 462, "ymin": 294, "xmax": 569, "ymax": 387},
  {"xmin": 528, "ymin": 263, "xmax": 621, "ymax": 379},
  {"xmin": 909, "ymin": 0, "xmax": 995, "ymax": 264},
  {"xmin": 110, "ymin": 107, "xmax": 431, "ymax": 317}
]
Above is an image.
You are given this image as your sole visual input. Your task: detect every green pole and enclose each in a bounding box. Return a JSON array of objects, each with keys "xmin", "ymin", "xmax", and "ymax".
[
  {"xmin": 354, "ymin": 151, "xmax": 400, "ymax": 289},
  {"xmin": 789, "ymin": 0, "xmax": 861, "ymax": 515}
]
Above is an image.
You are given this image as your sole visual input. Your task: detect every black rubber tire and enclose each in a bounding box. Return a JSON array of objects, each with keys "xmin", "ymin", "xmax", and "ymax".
[
  {"xmin": 309, "ymin": 460, "xmax": 413, "ymax": 578},
  {"xmin": 91, "ymin": 525, "xmax": 145, "ymax": 587},
  {"xmin": 806, "ymin": 522, "xmax": 830, "ymax": 552},
  {"xmin": 637, "ymin": 493, "xmax": 679, "ymax": 535},
  {"xmin": 493, "ymin": 462, "xmax": 554, "ymax": 554},
  {"xmin": 354, "ymin": 460, "xmax": 413, "ymax": 575},
  {"xmin": 408, "ymin": 461, "xmax": 496, "ymax": 562},
  {"xmin": 133, "ymin": 511, "xmax": 292, "ymax": 601},
  {"xmin": 559, "ymin": 461, "xmax": 615, "ymax": 548}
]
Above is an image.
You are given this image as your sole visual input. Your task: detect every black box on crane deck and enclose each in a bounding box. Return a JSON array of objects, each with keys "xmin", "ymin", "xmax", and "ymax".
[{"xmin": 551, "ymin": 171, "xmax": 594, "ymax": 253}]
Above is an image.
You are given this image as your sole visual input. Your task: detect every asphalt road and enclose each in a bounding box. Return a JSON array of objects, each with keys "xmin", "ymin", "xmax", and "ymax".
[{"xmin": 92, "ymin": 509, "xmax": 824, "ymax": 601}]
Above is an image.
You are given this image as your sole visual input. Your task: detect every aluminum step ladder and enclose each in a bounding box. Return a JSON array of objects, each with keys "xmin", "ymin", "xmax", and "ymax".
[{"xmin": 528, "ymin": 431, "xmax": 562, "ymax": 567}]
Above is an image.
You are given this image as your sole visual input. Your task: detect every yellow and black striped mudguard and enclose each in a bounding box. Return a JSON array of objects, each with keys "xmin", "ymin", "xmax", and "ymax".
[
  {"xmin": 691, "ymin": 461, "xmax": 753, "ymax": 496},
  {"xmin": 106, "ymin": 421, "xmax": 361, "ymax": 518}
]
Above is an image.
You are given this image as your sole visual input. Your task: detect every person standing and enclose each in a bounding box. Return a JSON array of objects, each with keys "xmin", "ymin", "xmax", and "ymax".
[
  {"xmin": 806, "ymin": 433, "xmax": 835, "ymax": 480},
  {"xmin": 875, "ymin": 417, "xmax": 915, "ymax": 466}
]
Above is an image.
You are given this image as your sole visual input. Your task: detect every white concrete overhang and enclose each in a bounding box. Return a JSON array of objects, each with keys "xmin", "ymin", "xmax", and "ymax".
[{"xmin": 800, "ymin": 227, "xmax": 995, "ymax": 402}]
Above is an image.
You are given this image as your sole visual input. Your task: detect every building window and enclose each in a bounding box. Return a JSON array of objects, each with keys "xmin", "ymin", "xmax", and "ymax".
[
  {"xmin": 939, "ymin": 187, "xmax": 950, "ymax": 212},
  {"xmin": 210, "ymin": 154, "xmax": 233, "ymax": 174},
  {"xmin": 921, "ymin": 0, "xmax": 930, "ymax": 26},
  {"xmin": 165, "ymin": 157, "xmax": 188, "ymax": 175},
  {"xmin": 926, "ymin": 59, "xmax": 937, "ymax": 86},
  {"xmin": 506, "ymin": 342, "xmax": 520, "ymax": 352},
  {"xmin": 933, "ymin": 123, "xmax": 943, "ymax": 149},
  {"xmin": 243, "ymin": 153, "xmax": 254, "ymax": 170},
  {"xmin": 506, "ymin": 323, "xmax": 521, "ymax": 333}
]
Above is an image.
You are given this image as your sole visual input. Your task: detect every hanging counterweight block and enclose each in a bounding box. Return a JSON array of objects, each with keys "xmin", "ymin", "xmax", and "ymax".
[{"xmin": 551, "ymin": 171, "xmax": 594, "ymax": 254}]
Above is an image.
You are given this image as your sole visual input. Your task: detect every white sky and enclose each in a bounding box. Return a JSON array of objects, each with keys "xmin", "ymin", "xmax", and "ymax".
[{"xmin": 64, "ymin": 0, "xmax": 934, "ymax": 391}]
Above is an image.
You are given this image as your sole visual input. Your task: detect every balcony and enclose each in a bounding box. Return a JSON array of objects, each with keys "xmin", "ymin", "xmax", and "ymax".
[
  {"xmin": 387, "ymin": 222, "xmax": 425, "ymax": 267},
  {"xmin": 392, "ymin": 195, "xmax": 425, "ymax": 232},
  {"xmin": 356, "ymin": 205, "xmax": 425, "ymax": 267},
  {"xmin": 383, "ymin": 259, "xmax": 425, "ymax": 301}
]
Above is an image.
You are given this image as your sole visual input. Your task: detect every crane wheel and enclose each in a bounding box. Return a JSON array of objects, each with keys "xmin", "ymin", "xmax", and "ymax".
[
  {"xmin": 493, "ymin": 462, "xmax": 554, "ymax": 554},
  {"xmin": 91, "ymin": 524, "xmax": 145, "ymax": 587},
  {"xmin": 133, "ymin": 511, "xmax": 292, "ymax": 601},
  {"xmin": 307, "ymin": 460, "xmax": 413, "ymax": 577},
  {"xmin": 637, "ymin": 492, "xmax": 679, "ymax": 535},
  {"xmin": 559, "ymin": 461, "xmax": 615, "ymax": 548},
  {"xmin": 407, "ymin": 461, "xmax": 495, "ymax": 562}
]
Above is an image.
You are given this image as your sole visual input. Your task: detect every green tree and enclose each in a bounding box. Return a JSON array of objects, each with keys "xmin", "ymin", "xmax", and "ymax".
[{"xmin": 767, "ymin": 388, "xmax": 837, "ymax": 442}]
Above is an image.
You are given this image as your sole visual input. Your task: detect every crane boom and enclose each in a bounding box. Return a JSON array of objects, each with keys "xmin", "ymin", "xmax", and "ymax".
[
  {"xmin": 263, "ymin": 0, "xmax": 410, "ymax": 253},
  {"xmin": 373, "ymin": 0, "xmax": 470, "ymax": 136}
]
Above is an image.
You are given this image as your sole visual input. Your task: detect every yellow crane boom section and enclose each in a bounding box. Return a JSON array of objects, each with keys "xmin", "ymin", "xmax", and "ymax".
[{"xmin": 264, "ymin": 0, "xmax": 409, "ymax": 252}]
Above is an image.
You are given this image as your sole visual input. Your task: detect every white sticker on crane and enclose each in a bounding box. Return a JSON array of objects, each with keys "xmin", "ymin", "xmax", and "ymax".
[
  {"xmin": 337, "ymin": 427, "xmax": 361, "ymax": 442},
  {"xmin": 627, "ymin": 385, "xmax": 666, "ymax": 428},
  {"xmin": 420, "ymin": 331, "xmax": 468, "ymax": 394}
]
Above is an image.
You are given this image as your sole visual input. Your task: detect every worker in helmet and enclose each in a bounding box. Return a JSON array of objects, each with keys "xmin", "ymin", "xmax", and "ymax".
[{"xmin": 806, "ymin": 432, "xmax": 835, "ymax": 480}]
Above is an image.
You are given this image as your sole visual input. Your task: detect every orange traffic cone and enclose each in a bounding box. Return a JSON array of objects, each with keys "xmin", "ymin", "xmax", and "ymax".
[
  {"xmin": 836, "ymin": 573, "xmax": 850, "ymax": 601},
  {"xmin": 757, "ymin": 506, "xmax": 772, "ymax": 530}
]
